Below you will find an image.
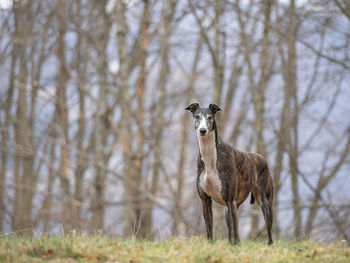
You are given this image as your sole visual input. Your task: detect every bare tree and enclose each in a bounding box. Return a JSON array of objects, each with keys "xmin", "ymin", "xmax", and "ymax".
[
  {"xmin": 12, "ymin": 0, "xmax": 35, "ymax": 233},
  {"xmin": 0, "ymin": 0, "xmax": 349, "ymax": 242}
]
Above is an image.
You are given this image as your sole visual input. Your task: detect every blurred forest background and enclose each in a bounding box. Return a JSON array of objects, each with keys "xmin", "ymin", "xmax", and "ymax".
[{"xmin": 0, "ymin": 0, "xmax": 350, "ymax": 242}]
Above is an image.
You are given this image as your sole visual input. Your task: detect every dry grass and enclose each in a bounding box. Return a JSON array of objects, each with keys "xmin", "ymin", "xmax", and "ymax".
[{"xmin": 0, "ymin": 234, "xmax": 349, "ymax": 262}]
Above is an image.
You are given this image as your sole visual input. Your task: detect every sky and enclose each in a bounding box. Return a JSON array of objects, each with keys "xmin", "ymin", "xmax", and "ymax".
[{"xmin": 0, "ymin": 0, "xmax": 11, "ymax": 10}]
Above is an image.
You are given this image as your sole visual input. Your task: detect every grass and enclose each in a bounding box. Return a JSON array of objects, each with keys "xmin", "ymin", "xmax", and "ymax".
[{"xmin": 0, "ymin": 234, "xmax": 349, "ymax": 263}]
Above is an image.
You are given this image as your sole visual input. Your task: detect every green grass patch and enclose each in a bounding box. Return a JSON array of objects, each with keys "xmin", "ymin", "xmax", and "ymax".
[{"xmin": 0, "ymin": 234, "xmax": 349, "ymax": 262}]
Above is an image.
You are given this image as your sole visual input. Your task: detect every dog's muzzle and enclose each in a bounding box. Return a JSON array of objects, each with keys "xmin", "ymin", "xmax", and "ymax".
[{"xmin": 199, "ymin": 128, "xmax": 207, "ymax": 136}]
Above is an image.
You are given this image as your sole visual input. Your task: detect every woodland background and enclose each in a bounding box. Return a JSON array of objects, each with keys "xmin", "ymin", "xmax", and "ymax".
[{"xmin": 0, "ymin": 0, "xmax": 350, "ymax": 242}]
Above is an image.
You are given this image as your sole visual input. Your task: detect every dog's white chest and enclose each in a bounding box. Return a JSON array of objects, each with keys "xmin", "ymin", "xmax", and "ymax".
[
  {"xmin": 197, "ymin": 132, "xmax": 226, "ymax": 206},
  {"xmin": 200, "ymin": 169, "xmax": 226, "ymax": 206}
]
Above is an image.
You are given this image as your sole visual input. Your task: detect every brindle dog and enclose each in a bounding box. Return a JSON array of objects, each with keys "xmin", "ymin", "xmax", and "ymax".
[{"xmin": 186, "ymin": 103, "xmax": 273, "ymax": 245}]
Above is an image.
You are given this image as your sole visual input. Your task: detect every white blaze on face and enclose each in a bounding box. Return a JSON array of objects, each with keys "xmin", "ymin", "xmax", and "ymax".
[{"xmin": 197, "ymin": 115, "xmax": 208, "ymax": 134}]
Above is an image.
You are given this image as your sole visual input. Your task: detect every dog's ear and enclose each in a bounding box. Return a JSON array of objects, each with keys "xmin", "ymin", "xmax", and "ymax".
[
  {"xmin": 185, "ymin": 103, "xmax": 200, "ymax": 113},
  {"xmin": 209, "ymin": 103, "xmax": 222, "ymax": 114}
]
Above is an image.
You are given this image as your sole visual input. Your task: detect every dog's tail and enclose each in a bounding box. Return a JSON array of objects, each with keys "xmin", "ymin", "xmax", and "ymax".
[{"xmin": 250, "ymin": 192, "xmax": 255, "ymax": 204}]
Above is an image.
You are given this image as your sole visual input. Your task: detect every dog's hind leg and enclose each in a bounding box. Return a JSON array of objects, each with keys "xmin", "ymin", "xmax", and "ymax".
[
  {"xmin": 254, "ymin": 171, "xmax": 274, "ymax": 245},
  {"xmin": 261, "ymin": 194, "xmax": 273, "ymax": 245}
]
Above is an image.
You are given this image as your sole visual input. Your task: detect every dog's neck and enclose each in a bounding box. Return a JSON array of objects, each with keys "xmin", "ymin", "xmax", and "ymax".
[{"xmin": 197, "ymin": 130, "xmax": 217, "ymax": 171}]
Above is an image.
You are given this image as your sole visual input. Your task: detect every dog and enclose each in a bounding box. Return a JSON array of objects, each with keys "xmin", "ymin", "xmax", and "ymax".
[{"xmin": 186, "ymin": 103, "xmax": 273, "ymax": 245}]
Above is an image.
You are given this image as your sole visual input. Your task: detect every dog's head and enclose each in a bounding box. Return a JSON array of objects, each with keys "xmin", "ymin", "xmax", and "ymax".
[{"xmin": 185, "ymin": 103, "xmax": 222, "ymax": 136}]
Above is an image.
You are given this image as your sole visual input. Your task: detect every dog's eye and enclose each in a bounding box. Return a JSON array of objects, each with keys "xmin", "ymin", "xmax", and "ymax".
[
  {"xmin": 207, "ymin": 116, "xmax": 213, "ymax": 120},
  {"xmin": 195, "ymin": 115, "xmax": 201, "ymax": 120}
]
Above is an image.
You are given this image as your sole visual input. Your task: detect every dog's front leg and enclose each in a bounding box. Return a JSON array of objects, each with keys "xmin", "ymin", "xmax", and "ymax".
[
  {"xmin": 200, "ymin": 194, "xmax": 213, "ymax": 241},
  {"xmin": 227, "ymin": 201, "xmax": 240, "ymax": 245}
]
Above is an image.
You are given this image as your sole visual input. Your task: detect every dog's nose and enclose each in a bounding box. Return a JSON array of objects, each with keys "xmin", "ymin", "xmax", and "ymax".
[{"xmin": 199, "ymin": 128, "xmax": 207, "ymax": 135}]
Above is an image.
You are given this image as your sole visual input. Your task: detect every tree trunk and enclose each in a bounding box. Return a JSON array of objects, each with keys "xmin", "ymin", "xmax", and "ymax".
[
  {"xmin": 90, "ymin": 1, "xmax": 111, "ymax": 232},
  {"xmin": 213, "ymin": 0, "xmax": 224, "ymax": 104},
  {"xmin": 250, "ymin": 0, "xmax": 272, "ymax": 238},
  {"xmin": 0, "ymin": 45, "xmax": 17, "ymax": 230},
  {"xmin": 143, "ymin": 0, "xmax": 177, "ymax": 238},
  {"xmin": 115, "ymin": 0, "xmax": 135, "ymax": 237},
  {"xmin": 134, "ymin": 0, "xmax": 151, "ymax": 239},
  {"xmin": 286, "ymin": 0, "xmax": 301, "ymax": 239},
  {"xmin": 271, "ymin": 97, "xmax": 289, "ymax": 236},
  {"xmin": 56, "ymin": 0, "xmax": 72, "ymax": 230},
  {"xmin": 72, "ymin": 0, "xmax": 87, "ymax": 230},
  {"xmin": 12, "ymin": 0, "xmax": 35, "ymax": 233}
]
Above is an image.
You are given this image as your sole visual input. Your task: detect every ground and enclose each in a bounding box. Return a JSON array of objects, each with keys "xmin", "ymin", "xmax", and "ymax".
[{"xmin": 0, "ymin": 234, "xmax": 349, "ymax": 262}]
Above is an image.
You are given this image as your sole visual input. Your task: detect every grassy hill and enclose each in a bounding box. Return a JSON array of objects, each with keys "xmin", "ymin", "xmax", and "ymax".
[{"xmin": 0, "ymin": 234, "xmax": 349, "ymax": 262}]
